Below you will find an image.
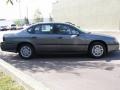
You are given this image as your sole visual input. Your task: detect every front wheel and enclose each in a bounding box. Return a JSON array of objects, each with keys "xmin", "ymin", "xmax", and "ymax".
[
  {"xmin": 89, "ymin": 42, "xmax": 107, "ymax": 58},
  {"xmin": 18, "ymin": 44, "xmax": 34, "ymax": 59}
]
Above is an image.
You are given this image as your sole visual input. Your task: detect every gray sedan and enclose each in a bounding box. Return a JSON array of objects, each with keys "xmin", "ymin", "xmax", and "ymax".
[{"xmin": 1, "ymin": 22, "xmax": 119, "ymax": 59}]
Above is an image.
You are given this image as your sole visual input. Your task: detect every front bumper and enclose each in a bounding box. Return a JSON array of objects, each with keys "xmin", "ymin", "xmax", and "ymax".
[
  {"xmin": 108, "ymin": 43, "xmax": 119, "ymax": 52},
  {"xmin": 0, "ymin": 42, "xmax": 17, "ymax": 52}
]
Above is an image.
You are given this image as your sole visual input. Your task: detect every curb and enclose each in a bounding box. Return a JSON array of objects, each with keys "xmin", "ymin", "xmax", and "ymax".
[{"xmin": 0, "ymin": 58, "xmax": 51, "ymax": 90}]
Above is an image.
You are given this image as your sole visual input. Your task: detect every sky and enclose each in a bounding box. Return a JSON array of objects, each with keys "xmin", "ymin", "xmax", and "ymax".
[{"xmin": 0, "ymin": 0, "xmax": 56, "ymax": 20}]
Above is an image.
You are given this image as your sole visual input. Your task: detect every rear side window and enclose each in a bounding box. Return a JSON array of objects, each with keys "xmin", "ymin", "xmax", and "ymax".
[
  {"xmin": 41, "ymin": 25, "xmax": 53, "ymax": 32},
  {"xmin": 27, "ymin": 26, "xmax": 34, "ymax": 33},
  {"xmin": 34, "ymin": 24, "xmax": 53, "ymax": 34}
]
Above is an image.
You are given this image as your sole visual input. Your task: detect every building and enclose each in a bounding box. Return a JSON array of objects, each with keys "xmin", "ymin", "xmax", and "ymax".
[{"xmin": 52, "ymin": 0, "xmax": 120, "ymax": 30}]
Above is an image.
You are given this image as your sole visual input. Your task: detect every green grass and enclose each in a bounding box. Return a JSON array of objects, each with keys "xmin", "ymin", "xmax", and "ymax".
[{"xmin": 0, "ymin": 71, "xmax": 25, "ymax": 90}]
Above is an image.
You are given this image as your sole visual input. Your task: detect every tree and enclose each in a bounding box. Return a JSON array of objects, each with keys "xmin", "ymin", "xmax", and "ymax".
[
  {"xmin": 49, "ymin": 15, "xmax": 53, "ymax": 22},
  {"xmin": 24, "ymin": 17, "xmax": 29, "ymax": 25},
  {"xmin": 6, "ymin": 0, "xmax": 19, "ymax": 5},
  {"xmin": 6, "ymin": 0, "xmax": 14, "ymax": 5},
  {"xmin": 14, "ymin": 19, "xmax": 24, "ymax": 26},
  {"xmin": 33, "ymin": 9, "xmax": 43, "ymax": 23}
]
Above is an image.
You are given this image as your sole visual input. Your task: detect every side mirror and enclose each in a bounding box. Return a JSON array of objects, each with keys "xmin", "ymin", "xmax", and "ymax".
[{"xmin": 76, "ymin": 34, "xmax": 80, "ymax": 36}]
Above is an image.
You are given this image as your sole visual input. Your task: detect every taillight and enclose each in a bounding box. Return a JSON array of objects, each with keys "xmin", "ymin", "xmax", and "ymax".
[{"xmin": 3, "ymin": 36, "xmax": 5, "ymax": 41}]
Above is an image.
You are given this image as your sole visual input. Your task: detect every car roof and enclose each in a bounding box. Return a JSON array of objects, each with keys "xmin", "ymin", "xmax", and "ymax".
[{"xmin": 32, "ymin": 22, "xmax": 73, "ymax": 26}]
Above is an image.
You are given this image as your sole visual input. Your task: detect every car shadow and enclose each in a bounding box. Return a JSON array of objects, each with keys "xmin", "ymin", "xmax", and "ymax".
[{"xmin": 1, "ymin": 51, "xmax": 120, "ymax": 74}]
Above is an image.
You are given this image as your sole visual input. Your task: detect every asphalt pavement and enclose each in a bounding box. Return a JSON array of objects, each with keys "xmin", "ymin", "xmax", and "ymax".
[{"xmin": 0, "ymin": 31, "xmax": 120, "ymax": 90}]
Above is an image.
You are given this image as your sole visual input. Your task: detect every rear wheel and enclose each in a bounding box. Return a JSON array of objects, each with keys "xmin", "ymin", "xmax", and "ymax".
[
  {"xmin": 89, "ymin": 42, "xmax": 107, "ymax": 58},
  {"xmin": 18, "ymin": 44, "xmax": 34, "ymax": 59}
]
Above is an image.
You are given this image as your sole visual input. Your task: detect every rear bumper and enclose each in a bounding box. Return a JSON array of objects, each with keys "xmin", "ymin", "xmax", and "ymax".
[
  {"xmin": 108, "ymin": 43, "xmax": 119, "ymax": 52},
  {"xmin": 0, "ymin": 42, "xmax": 17, "ymax": 52}
]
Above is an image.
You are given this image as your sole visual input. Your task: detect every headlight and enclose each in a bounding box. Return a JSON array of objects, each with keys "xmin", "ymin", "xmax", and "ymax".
[
  {"xmin": 113, "ymin": 38, "xmax": 119, "ymax": 43},
  {"xmin": 114, "ymin": 38, "xmax": 118, "ymax": 41}
]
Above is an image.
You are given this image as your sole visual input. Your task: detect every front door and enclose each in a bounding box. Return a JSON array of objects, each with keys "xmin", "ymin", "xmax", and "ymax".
[{"xmin": 51, "ymin": 24, "xmax": 82, "ymax": 52}]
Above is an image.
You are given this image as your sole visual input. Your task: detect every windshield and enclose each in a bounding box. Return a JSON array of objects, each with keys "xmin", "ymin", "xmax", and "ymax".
[
  {"xmin": 65, "ymin": 22, "xmax": 88, "ymax": 33},
  {"xmin": 75, "ymin": 26, "xmax": 86, "ymax": 32},
  {"xmin": 71, "ymin": 24, "xmax": 88, "ymax": 33}
]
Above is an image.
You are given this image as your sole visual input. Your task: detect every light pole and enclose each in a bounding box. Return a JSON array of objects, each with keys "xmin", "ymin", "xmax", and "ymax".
[
  {"xmin": 18, "ymin": 0, "xmax": 22, "ymax": 20},
  {"xmin": 119, "ymin": 20, "xmax": 120, "ymax": 31},
  {"xmin": 26, "ymin": 6, "xmax": 28, "ymax": 19}
]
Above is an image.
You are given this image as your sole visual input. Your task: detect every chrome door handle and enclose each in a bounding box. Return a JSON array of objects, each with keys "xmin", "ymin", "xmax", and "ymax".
[
  {"xmin": 58, "ymin": 37, "xmax": 63, "ymax": 39},
  {"xmin": 31, "ymin": 37, "xmax": 37, "ymax": 39}
]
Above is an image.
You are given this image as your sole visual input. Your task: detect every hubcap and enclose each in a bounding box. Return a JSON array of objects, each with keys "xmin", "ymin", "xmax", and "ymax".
[
  {"xmin": 20, "ymin": 46, "xmax": 32, "ymax": 58},
  {"xmin": 92, "ymin": 45, "xmax": 104, "ymax": 57}
]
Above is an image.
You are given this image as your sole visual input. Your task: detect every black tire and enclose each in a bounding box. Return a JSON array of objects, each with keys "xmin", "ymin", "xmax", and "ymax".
[
  {"xmin": 18, "ymin": 44, "xmax": 34, "ymax": 59},
  {"xmin": 89, "ymin": 42, "xmax": 107, "ymax": 58}
]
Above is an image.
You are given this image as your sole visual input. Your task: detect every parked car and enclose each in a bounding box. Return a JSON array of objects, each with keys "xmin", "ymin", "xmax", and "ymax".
[
  {"xmin": 1, "ymin": 22, "xmax": 119, "ymax": 59},
  {"xmin": 10, "ymin": 24, "xmax": 16, "ymax": 30},
  {"xmin": 0, "ymin": 25, "xmax": 9, "ymax": 31},
  {"xmin": 0, "ymin": 19, "xmax": 14, "ymax": 31}
]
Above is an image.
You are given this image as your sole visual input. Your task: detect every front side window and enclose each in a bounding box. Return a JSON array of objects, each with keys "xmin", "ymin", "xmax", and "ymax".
[
  {"xmin": 54, "ymin": 24, "xmax": 80, "ymax": 35},
  {"xmin": 54, "ymin": 24, "xmax": 71, "ymax": 34},
  {"xmin": 71, "ymin": 28, "xmax": 80, "ymax": 35}
]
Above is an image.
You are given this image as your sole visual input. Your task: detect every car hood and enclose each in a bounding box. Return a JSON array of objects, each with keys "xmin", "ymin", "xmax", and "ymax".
[{"xmin": 81, "ymin": 33, "xmax": 115, "ymax": 41}]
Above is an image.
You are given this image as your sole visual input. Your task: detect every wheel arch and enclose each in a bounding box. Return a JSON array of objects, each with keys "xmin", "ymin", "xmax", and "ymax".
[
  {"xmin": 16, "ymin": 42, "xmax": 35, "ymax": 52},
  {"xmin": 88, "ymin": 40, "xmax": 108, "ymax": 53}
]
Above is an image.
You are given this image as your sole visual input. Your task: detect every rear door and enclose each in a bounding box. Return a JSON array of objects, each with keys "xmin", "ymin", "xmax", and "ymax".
[{"xmin": 30, "ymin": 24, "xmax": 61, "ymax": 51}]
